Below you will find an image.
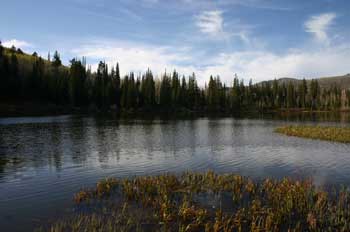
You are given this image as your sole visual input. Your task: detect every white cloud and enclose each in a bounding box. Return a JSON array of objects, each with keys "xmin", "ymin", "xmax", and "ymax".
[
  {"xmin": 195, "ymin": 10, "xmax": 224, "ymax": 36},
  {"xmin": 2, "ymin": 39, "xmax": 32, "ymax": 49},
  {"xmin": 71, "ymin": 38, "xmax": 196, "ymax": 78},
  {"xmin": 304, "ymin": 13, "xmax": 336, "ymax": 44},
  {"xmin": 198, "ymin": 45, "xmax": 350, "ymax": 85},
  {"xmin": 71, "ymin": 38, "xmax": 350, "ymax": 87}
]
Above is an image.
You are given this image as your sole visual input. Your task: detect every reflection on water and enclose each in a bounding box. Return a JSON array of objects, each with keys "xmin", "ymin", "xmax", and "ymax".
[{"xmin": 0, "ymin": 113, "xmax": 350, "ymax": 231}]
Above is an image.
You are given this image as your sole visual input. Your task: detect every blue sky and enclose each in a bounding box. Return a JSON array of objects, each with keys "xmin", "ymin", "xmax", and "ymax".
[{"xmin": 1, "ymin": 0, "xmax": 350, "ymax": 84}]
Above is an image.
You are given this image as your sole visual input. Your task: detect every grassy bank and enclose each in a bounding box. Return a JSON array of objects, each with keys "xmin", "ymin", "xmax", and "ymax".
[
  {"xmin": 275, "ymin": 125, "xmax": 350, "ymax": 143},
  {"xmin": 39, "ymin": 172, "xmax": 350, "ymax": 231}
]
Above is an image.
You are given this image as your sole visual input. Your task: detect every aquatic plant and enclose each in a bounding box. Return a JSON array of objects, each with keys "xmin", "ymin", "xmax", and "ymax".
[
  {"xmin": 275, "ymin": 125, "xmax": 350, "ymax": 143},
  {"xmin": 73, "ymin": 178, "xmax": 118, "ymax": 203},
  {"xmin": 42, "ymin": 172, "xmax": 350, "ymax": 231}
]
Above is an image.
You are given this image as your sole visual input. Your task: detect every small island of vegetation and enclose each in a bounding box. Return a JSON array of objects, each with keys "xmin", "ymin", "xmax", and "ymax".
[
  {"xmin": 276, "ymin": 125, "xmax": 350, "ymax": 143},
  {"xmin": 39, "ymin": 172, "xmax": 350, "ymax": 232}
]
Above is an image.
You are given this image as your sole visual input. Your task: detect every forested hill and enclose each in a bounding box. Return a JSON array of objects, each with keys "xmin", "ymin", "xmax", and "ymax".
[
  {"xmin": 1, "ymin": 46, "xmax": 67, "ymax": 74},
  {"xmin": 0, "ymin": 45, "xmax": 69, "ymax": 103},
  {"xmin": 0, "ymin": 43, "xmax": 350, "ymax": 115},
  {"xmin": 260, "ymin": 74, "xmax": 350, "ymax": 90}
]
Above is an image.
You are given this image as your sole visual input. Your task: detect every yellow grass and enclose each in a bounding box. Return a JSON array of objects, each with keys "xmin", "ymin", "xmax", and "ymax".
[
  {"xmin": 275, "ymin": 125, "xmax": 350, "ymax": 143},
  {"xmin": 39, "ymin": 172, "xmax": 350, "ymax": 231}
]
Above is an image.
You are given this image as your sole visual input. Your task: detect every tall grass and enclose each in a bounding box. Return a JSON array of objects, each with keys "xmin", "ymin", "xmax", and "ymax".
[{"xmin": 39, "ymin": 172, "xmax": 350, "ymax": 231}]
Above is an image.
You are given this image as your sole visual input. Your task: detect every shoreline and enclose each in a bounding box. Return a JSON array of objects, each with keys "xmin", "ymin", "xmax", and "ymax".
[{"xmin": 1, "ymin": 101, "xmax": 349, "ymax": 118}]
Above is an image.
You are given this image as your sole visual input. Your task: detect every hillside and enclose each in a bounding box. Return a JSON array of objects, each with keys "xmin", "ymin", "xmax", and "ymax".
[
  {"xmin": 261, "ymin": 74, "xmax": 350, "ymax": 90},
  {"xmin": 2, "ymin": 47, "xmax": 68, "ymax": 76},
  {"xmin": 316, "ymin": 74, "xmax": 350, "ymax": 89}
]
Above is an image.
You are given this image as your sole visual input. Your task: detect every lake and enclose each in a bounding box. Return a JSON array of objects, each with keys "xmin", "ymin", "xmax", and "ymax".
[{"xmin": 0, "ymin": 113, "xmax": 350, "ymax": 231}]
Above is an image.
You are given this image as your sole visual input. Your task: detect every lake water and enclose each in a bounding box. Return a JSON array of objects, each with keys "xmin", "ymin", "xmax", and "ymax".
[{"xmin": 0, "ymin": 114, "xmax": 350, "ymax": 231}]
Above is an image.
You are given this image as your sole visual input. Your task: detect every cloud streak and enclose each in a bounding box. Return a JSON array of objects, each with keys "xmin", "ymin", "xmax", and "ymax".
[
  {"xmin": 195, "ymin": 10, "xmax": 224, "ymax": 36},
  {"xmin": 304, "ymin": 13, "xmax": 336, "ymax": 45}
]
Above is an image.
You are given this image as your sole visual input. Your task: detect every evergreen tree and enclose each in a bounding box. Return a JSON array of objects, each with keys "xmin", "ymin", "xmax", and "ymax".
[
  {"xmin": 28, "ymin": 57, "xmax": 44, "ymax": 98},
  {"xmin": 287, "ymin": 82, "xmax": 295, "ymax": 108},
  {"xmin": 9, "ymin": 53, "xmax": 20, "ymax": 97},
  {"xmin": 297, "ymin": 79, "xmax": 307, "ymax": 108},
  {"xmin": 69, "ymin": 58, "xmax": 87, "ymax": 106},
  {"xmin": 179, "ymin": 76, "xmax": 187, "ymax": 108},
  {"xmin": 207, "ymin": 75, "xmax": 218, "ymax": 111},
  {"xmin": 310, "ymin": 79, "xmax": 319, "ymax": 109},
  {"xmin": 94, "ymin": 61, "xmax": 106, "ymax": 108},
  {"xmin": 115, "ymin": 63, "xmax": 121, "ymax": 108},
  {"xmin": 231, "ymin": 75, "xmax": 240, "ymax": 110},
  {"xmin": 121, "ymin": 75, "xmax": 129, "ymax": 109},
  {"xmin": 272, "ymin": 79, "xmax": 279, "ymax": 107},
  {"xmin": 141, "ymin": 69, "xmax": 156, "ymax": 108},
  {"xmin": 159, "ymin": 73, "xmax": 172, "ymax": 108},
  {"xmin": 187, "ymin": 73, "xmax": 199, "ymax": 110},
  {"xmin": 171, "ymin": 70, "xmax": 181, "ymax": 107},
  {"xmin": 52, "ymin": 51, "xmax": 62, "ymax": 67},
  {"xmin": 126, "ymin": 72, "xmax": 136, "ymax": 109}
]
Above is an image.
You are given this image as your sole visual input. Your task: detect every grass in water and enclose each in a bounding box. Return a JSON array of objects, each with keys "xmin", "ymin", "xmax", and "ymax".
[
  {"xmin": 38, "ymin": 172, "xmax": 350, "ymax": 232},
  {"xmin": 275, "ymin": 125, "xmax": 350, "ymax": 143}
]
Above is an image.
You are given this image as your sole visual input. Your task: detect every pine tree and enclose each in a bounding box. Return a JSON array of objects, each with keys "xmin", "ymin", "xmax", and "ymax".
[
  {"xmin": 29, "ymin": 57, "xmax": 44, "ymax": 98},
  {"xmin": 115, "ymin": 63, "xmax": 121, "ymax": 108},
  {"xmin": 159, "ymin": 72, "xmax": 172, "ymax": 108},
  {"xmin": 52, "ymin": 51, "xmax": 62, "ymax": 67},
  {"xmin": 310, "ymin": 79, "xmax": 319, "ymax": 110},
  {"xmin": 179, "ymin": 76, "xmax": 187, "ymax": 108},
  {"xmin": 287, "ymin": 82, "xmax": 295, "ymax": 108},
  {"xmin": 121, "ymin": 75, "xmax": 129, "ymax": 109},
  {"xmin": 69, "ymin": 58, "xmax": 87, "ymax": 106},
  {"xmin": 171, "ymin": 70, "xmax": 181, "ymax": 107},
  {"xmin": 272, "ymin": 79, "xmax": 279, "ymax": 107},
  {"xmin": 126, "ymin": 72, "xmax": 136, "ymax": 109},
  {"xmin": 297, "ymin": 79, "xmax": 307, "ymax": 108},
  {"xmin": 141, "ymin": 69, "xmax": 155, "ymax": 109},
  {"xmin": 208, "ymin": 75, "xmax": 218, "ymax": 111},
  {"xmin": 187, "ymin": 73, "xmax": 198, "ymax": 110},
  {"xmin": 231, "ymin": 75, "xmax": 240, "ymax": 110},
  {"xmin": 9, "ymin": 53, "xmax": 20, "ymax": 97}
]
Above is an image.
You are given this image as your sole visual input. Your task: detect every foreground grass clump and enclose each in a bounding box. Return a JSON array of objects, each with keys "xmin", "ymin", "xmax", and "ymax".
[
  {"xmin": 275, "ymin": 125, "xmax": 350, "ymax": 143},
  {"xmin": 43, "ymin": 172, "xmax": 350, "ymax": 232}
]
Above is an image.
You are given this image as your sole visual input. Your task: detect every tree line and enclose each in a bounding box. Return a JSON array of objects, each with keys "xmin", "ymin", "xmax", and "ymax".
[{"xmin": 1, "ymin": 43, "xmax": 349, "ymax": 112}]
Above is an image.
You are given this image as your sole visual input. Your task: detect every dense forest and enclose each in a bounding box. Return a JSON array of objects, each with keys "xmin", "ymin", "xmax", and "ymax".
[{"xmin": 1, "ymin": 42, "xmax": 350, "ymax": 113}]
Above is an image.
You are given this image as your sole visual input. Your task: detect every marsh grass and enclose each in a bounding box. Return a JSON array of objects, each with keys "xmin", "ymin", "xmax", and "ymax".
[
  {"xmin": 40, "ymin": 172, "xmax": 350, "ymax": 231},
  {"xmin": 275, "ymin": 125, "xmax": 350, "ymax": 143}
]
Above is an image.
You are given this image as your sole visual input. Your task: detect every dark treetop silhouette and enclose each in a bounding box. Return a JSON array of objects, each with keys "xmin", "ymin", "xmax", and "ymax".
[{"xmin": 1, "ymin": 42, "xmax": 349, "ymax": 113}]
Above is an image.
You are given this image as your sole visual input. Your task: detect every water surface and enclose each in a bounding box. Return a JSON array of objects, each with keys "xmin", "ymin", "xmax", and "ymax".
[{"xmin": 0, "ymin": 114, "xmax": 350, "ymax": 231}]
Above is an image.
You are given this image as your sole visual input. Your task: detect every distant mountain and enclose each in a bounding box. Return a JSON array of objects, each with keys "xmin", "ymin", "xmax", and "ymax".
[{"xmin": 260, "ymin": 74, "xmax": 350, "ymax": 90}]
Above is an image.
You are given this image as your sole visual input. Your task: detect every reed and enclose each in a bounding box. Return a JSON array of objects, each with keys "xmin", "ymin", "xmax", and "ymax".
[
  {"xmin": 275, "ymin": 125, "xmax": 350, "ymax": 143},
  {"xmin": 41, "ymin": 172, "xmax": 350, "ymax": 231}
]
